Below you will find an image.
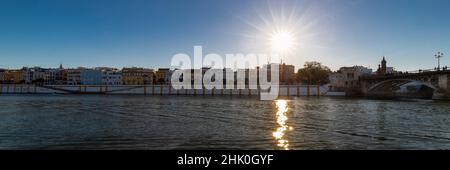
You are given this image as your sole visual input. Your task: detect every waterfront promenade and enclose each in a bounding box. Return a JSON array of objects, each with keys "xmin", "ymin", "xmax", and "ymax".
[{"xmin": 0, "ymin": 84, "xmax": 344, "ymax": 97}]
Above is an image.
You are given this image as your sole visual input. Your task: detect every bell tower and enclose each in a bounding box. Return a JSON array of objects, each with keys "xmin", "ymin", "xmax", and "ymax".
[
  {"xmin": 376, "ymin": 56, "xmax": 387, "ymax": 75},
  {"xmin": 381, "ymin": 56, "xmax": 387, "ymax": 74}
]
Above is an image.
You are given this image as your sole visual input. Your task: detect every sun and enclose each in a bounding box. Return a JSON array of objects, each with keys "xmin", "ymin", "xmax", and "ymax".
[
  {"xmin": 239, "ymin": 2, "xmax": 323, "ymax": 63},
  {"xmin": 269, "ymin": 30, "xmax": 296, "ymax": 54}
]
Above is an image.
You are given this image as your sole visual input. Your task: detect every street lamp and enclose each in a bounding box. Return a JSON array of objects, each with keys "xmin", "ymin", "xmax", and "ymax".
[{"xmin": 435, "ymin": 52, "xmax": 444, "ymax": 71}]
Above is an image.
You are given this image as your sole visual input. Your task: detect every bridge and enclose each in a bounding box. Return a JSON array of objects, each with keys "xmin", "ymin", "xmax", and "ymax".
[{"xmin": 360, "ymin": 70, "xmax": 450, "ymax": 99}]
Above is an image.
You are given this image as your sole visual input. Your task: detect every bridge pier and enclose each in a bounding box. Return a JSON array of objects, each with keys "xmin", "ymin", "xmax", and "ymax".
[{"xmin": 432, "ymin": 74, "xmax": 450, "ymax": 100}]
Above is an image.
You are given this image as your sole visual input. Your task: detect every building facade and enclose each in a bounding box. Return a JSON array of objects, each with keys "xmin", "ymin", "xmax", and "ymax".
[
  {"xmin": 155, "ymin": 68, "xmax": 171, "ymax": 85},
  {"xmin": 101, "ymin": 69, "xmax": 122, "ymax": 85},
  {"xmin": 122, "ymin": 67, "xmax": 154, "ymax": 85},
  {"xmin": 9, "ymin": 70, "xmax": 24, "ymax": 84},
  {"xmin": 80, "ymin": 69, "xmax": 102, "ymax": 85},
  {"xmin": 280, "ymin": 63, "xmax": 296, "ymax": 85},
  {"xmin": 329, "ymin": 66, "xmax": 372, "ymax": 91},
  {"xmin": 22, "ymin": 67, "xmax": 46, "ymax": 84},
  {"xmin": 67, "ymin": 68, "xmax": 83, "ymax": 85},
  {"xmin": 44, "ymin": 69, "xmax": 59, "ymax": 85},
  {"xmin": 0, "ymin": 72, "xmax": 11, "ymax": 84},
  {"xmin": 55, "ymin": 69, "xmax": 67, "ymax": 85}
]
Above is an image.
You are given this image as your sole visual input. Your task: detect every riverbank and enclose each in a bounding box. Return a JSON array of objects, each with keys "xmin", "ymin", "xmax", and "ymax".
[{"xmin": 0, "ymin": 84, "xmax": 345, "ymax": 97}]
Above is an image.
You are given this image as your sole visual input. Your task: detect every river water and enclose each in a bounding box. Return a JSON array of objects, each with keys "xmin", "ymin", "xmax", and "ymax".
[{"xmin": 0, "ymin": 95, "xmax": 449, "ymax": 150}]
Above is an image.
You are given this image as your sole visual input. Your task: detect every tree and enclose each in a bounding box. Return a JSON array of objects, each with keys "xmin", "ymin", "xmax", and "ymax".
[{"xmin": 296, "ymin": 61, "xmax": 331, "ymax": 85}]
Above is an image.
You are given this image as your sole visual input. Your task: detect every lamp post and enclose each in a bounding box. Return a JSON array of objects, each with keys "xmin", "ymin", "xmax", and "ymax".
[{"xmin": 435, "ymin": 52, "xmax": 444, "ymax": 71}]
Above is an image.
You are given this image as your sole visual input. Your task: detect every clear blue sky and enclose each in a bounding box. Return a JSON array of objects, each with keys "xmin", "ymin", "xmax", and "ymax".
[{"xmin": 0, "ymin": 0, "xmax": 449, "ymax": 71}]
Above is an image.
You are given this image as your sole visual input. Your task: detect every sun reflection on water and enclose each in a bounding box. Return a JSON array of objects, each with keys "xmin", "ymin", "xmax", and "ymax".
[{"xmin": 273, "ymin": 100, "xmax": 292, "ymax": 150}]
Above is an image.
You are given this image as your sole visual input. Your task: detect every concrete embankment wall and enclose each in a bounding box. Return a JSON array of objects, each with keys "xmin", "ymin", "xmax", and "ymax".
[{"xmin": 0, "ymin": 84, "xmax": 345, "ymax": 97}]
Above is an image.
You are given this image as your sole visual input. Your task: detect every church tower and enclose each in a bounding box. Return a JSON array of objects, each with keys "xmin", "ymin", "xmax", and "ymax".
[
  {"xmin": 381, "ymin": 56, "xmax": 387, "ymax": 74},
  {"xmin": 376, "ymin": 56, "xmax": 387, "ymax": 75}
]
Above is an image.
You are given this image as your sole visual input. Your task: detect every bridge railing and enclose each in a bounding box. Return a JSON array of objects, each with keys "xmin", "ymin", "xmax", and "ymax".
[
  {"xmin": 402, "ymin": 69, "xmax": 435, "ymax": 74},
  {"xmin": 361, "ymin": 68, "xmax": 449, "ymax": 80}
]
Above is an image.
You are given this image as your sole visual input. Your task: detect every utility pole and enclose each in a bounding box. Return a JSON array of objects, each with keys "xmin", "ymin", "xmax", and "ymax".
[{"xmin": 435, "ymin": 52, "xmax": 444, "ymax": 71}]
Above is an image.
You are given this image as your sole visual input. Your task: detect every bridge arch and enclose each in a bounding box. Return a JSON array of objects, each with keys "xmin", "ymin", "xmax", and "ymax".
[{"xmin": 367, "ymin": 79, "xmax": 437, "ymax": 92}]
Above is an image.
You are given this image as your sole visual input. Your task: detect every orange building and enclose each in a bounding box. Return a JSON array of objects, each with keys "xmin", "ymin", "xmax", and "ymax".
[
  {"xmin": 155, "ymin": 68, "xmax": 171, "ymax": 85},
  {"xmin": 122, "ymin": 67, "xmax": 154, "ymax": 85},
  {"xmin": 10, "ymin": 70, "xmax": 24, "ymax": 84}
]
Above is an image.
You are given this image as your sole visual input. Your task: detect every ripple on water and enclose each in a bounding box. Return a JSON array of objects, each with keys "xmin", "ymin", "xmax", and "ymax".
[{"xmin": 0, "ymin": 95, "xmax": 449, "ymax": 149}]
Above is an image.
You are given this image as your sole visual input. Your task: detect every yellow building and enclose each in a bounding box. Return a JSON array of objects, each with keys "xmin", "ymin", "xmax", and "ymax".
[
  {"xmin": 10, "ymin": 70, "xmax": 24, "ymax": 84},
  {"xmin": 122, "ymin": 67, "xmax": 154, "ymax": 85},
  {"xmin": 155, "ymin": 68, "xmax": 170, "ymax": 85}
]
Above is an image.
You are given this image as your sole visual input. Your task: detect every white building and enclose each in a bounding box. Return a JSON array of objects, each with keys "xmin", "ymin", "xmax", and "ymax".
[
  {"xmin": 329, "ymin": 66, "xmax": 372, "ymax": 91},
  {"xmin": 22, "ymin": 67, "xmax": 47, "ymax": 84},
  {"xmin": 101, "ymin": 69, "xmax": 122, "ymax": 85},
  {"xmin": 44, "ymin": 69, "xmax": 59, "ymax": 85},
  {"xmin": 22, "ymin": 68, "xmax": 32, "ymax": 84},
  {"xmin": 386, "ymin": 67, "xmax": 395, "ymax": 74},
  {"xmin": 66, "ymin": 68, "xmax": 84, "ymax": 85}
]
